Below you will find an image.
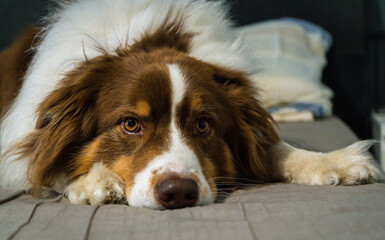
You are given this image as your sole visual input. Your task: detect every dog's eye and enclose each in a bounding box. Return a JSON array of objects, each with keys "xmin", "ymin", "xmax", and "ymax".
[
  {"xmin": 196, "ymin": 119, "xmax": 210, "ymax": 134},
  {"xmin": 123, "ymin": 118, "xmax": 140, "ymax": 133}
]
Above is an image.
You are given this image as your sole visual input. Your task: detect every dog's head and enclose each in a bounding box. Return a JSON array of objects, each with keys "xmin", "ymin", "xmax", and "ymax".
[{"xmin": 19, "ymin": 35, "xmax": 280, "ymax": 209}]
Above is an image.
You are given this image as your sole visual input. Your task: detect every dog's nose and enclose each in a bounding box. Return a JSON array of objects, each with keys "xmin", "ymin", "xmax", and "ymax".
[{"xmin": 155, "ymin": 178, "xmax": 199, "ymax": 209}]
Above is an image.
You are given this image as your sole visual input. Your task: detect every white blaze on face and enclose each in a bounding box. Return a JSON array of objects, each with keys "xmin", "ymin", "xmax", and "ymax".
[{"xmin": 127, "ymin": 64, "xmax": 213, "ymax": 209}]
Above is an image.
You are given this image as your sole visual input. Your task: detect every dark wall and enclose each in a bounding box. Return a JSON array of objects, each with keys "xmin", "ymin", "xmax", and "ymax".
[
  {"xmin": 366, "ymin": 0, "xmax": 385, "ymax": 111},
  {"xmin": 0, "ymin": 0, "xmax": 50, "ymax": 49},
  {"xmin": 0, "ymin": 0, "xmax": 376, "ymax": 138}
]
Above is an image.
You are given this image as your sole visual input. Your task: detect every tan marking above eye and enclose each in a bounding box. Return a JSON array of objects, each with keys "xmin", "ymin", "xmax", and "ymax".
[
  {"xmin": 191, "ymin": 96, "xmax": 202, "ymax": 111},
  {"xmin": 136, "ymin": 101, "xmax": 151, "ymax": 117}
]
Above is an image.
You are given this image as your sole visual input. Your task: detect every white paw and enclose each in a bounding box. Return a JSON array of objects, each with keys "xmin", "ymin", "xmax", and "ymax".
[
  {"xmin": 331, "ymin": 141, "xmax": 385, "ymax": 185},
  {"xmin": 288, "ymin": 158, "xmax": 341, "ymax": 185},
  {"xmin": 65, "ymin": 163, "xmax": 125, "ymax": 205},
  {"xmin": 287, "ymin": 141, "xmax": 385, "ymax": 185}
]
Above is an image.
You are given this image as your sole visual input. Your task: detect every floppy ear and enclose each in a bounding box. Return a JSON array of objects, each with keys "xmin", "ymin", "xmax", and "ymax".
[
  {"xmin": 211, "ymin": 65, "xmax": 281, "ymax": 182},
  {"xmin": 16, "ymin": 63, "xmax": 103, "ymax": 189}
]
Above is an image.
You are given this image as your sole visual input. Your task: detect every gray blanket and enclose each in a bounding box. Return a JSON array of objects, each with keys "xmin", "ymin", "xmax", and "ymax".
[{"xmin": 1, "ymin": 117, "xmax": 384, "ymax": 240}]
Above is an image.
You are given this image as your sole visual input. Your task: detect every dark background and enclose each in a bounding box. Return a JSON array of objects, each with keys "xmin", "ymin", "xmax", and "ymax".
[{"xmin": 1, "ymin": 0, "xmax": 384, "ymax": 139}]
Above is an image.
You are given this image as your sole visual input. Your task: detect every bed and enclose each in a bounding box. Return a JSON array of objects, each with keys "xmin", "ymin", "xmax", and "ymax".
[{"xmin": 1, "ymin": 117, "xmax": 384, "ymax": 240}]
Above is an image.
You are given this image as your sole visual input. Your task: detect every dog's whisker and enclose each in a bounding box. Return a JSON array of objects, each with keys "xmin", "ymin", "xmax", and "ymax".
[{"xmin": 209, "ymin": 176, "xmax": 264, "ymax": 182}]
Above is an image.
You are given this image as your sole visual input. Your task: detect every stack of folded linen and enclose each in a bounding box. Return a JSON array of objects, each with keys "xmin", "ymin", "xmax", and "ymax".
[{"xmin": 236, "ymin": 18, "xmax": 333, "ymax": 122}]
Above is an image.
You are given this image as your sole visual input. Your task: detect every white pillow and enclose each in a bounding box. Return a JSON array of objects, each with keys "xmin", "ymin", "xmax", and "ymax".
[{"xmin": 235, "ymin": 18, "xmax": 334, "ymax": 116}]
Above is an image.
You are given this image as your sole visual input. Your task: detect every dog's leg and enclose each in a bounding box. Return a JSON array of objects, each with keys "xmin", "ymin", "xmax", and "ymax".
[
  {"xmin": 270, "ymin": 141, "xmax": 384, "ymax": 185},
  {"xmin": 65, "ymin": 163, "xmax": 125, "ymax": 205}
]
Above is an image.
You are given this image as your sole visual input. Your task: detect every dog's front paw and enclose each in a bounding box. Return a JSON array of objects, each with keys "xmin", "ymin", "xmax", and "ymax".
[
  {"xmin": 287, "ymin": 158, "xmax": 341, "ymax": 185},
  {"xmin": 65, "ymin": 163, "xmax": 125, "ymax": 205},
  {"xmin": 286, "ymin": 141, "xmax": 384, "ymax": 185}
]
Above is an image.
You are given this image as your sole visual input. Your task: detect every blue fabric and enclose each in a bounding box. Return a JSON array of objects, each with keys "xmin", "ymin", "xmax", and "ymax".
[
  {"xmin": 268, "ymin": 103, "xmax": 327, "ymax": 119},
  {"xmin": 280, "ymin": 17, "xmax": 333, "ymax": 51},
  {"xmin": 257, "ymin": 17, "xmax": 333, "ymax": 52}
]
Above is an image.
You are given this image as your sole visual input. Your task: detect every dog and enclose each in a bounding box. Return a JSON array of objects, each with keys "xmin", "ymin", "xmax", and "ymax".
[{"xmin": 0, "ymin": 0, "xmax": 383, "ymax": 209}]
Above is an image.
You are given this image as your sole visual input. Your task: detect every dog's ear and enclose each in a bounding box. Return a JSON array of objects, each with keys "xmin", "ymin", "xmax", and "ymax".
[
  {"xmin": 16, "ymin": 61, "xmax": 105, "ymax": 189},
  {"xmin": 210, "ymin": 65, "xmax": 281, "ymax": 181}
]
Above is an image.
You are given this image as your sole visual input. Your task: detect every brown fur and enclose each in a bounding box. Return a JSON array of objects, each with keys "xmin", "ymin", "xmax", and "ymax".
[
  {"xmin": 211, "ymin": 65, "xmax": 282, "ymax": 182},
  {"xmin": 128, "ymin": 20, "xmax": 193, "ymax": 54},
  {"xmin": 0, "ymin": 28, "xmax": 40, "ymax": 116}
]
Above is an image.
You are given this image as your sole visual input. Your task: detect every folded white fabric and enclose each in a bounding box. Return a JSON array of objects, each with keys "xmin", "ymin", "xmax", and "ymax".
[
  {"xmin": 269, "ymin": 102, "xmax": 328, "ymax": 122},
  {"xmin": 235, "ymin": 18, "xmax": 334, "ymax": 120}
]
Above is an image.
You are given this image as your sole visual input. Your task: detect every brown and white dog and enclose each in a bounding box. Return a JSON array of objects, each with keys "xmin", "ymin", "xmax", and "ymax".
[{"xmin": 0, "ymin": 0, "xmax": 383, "ymax": 209}]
